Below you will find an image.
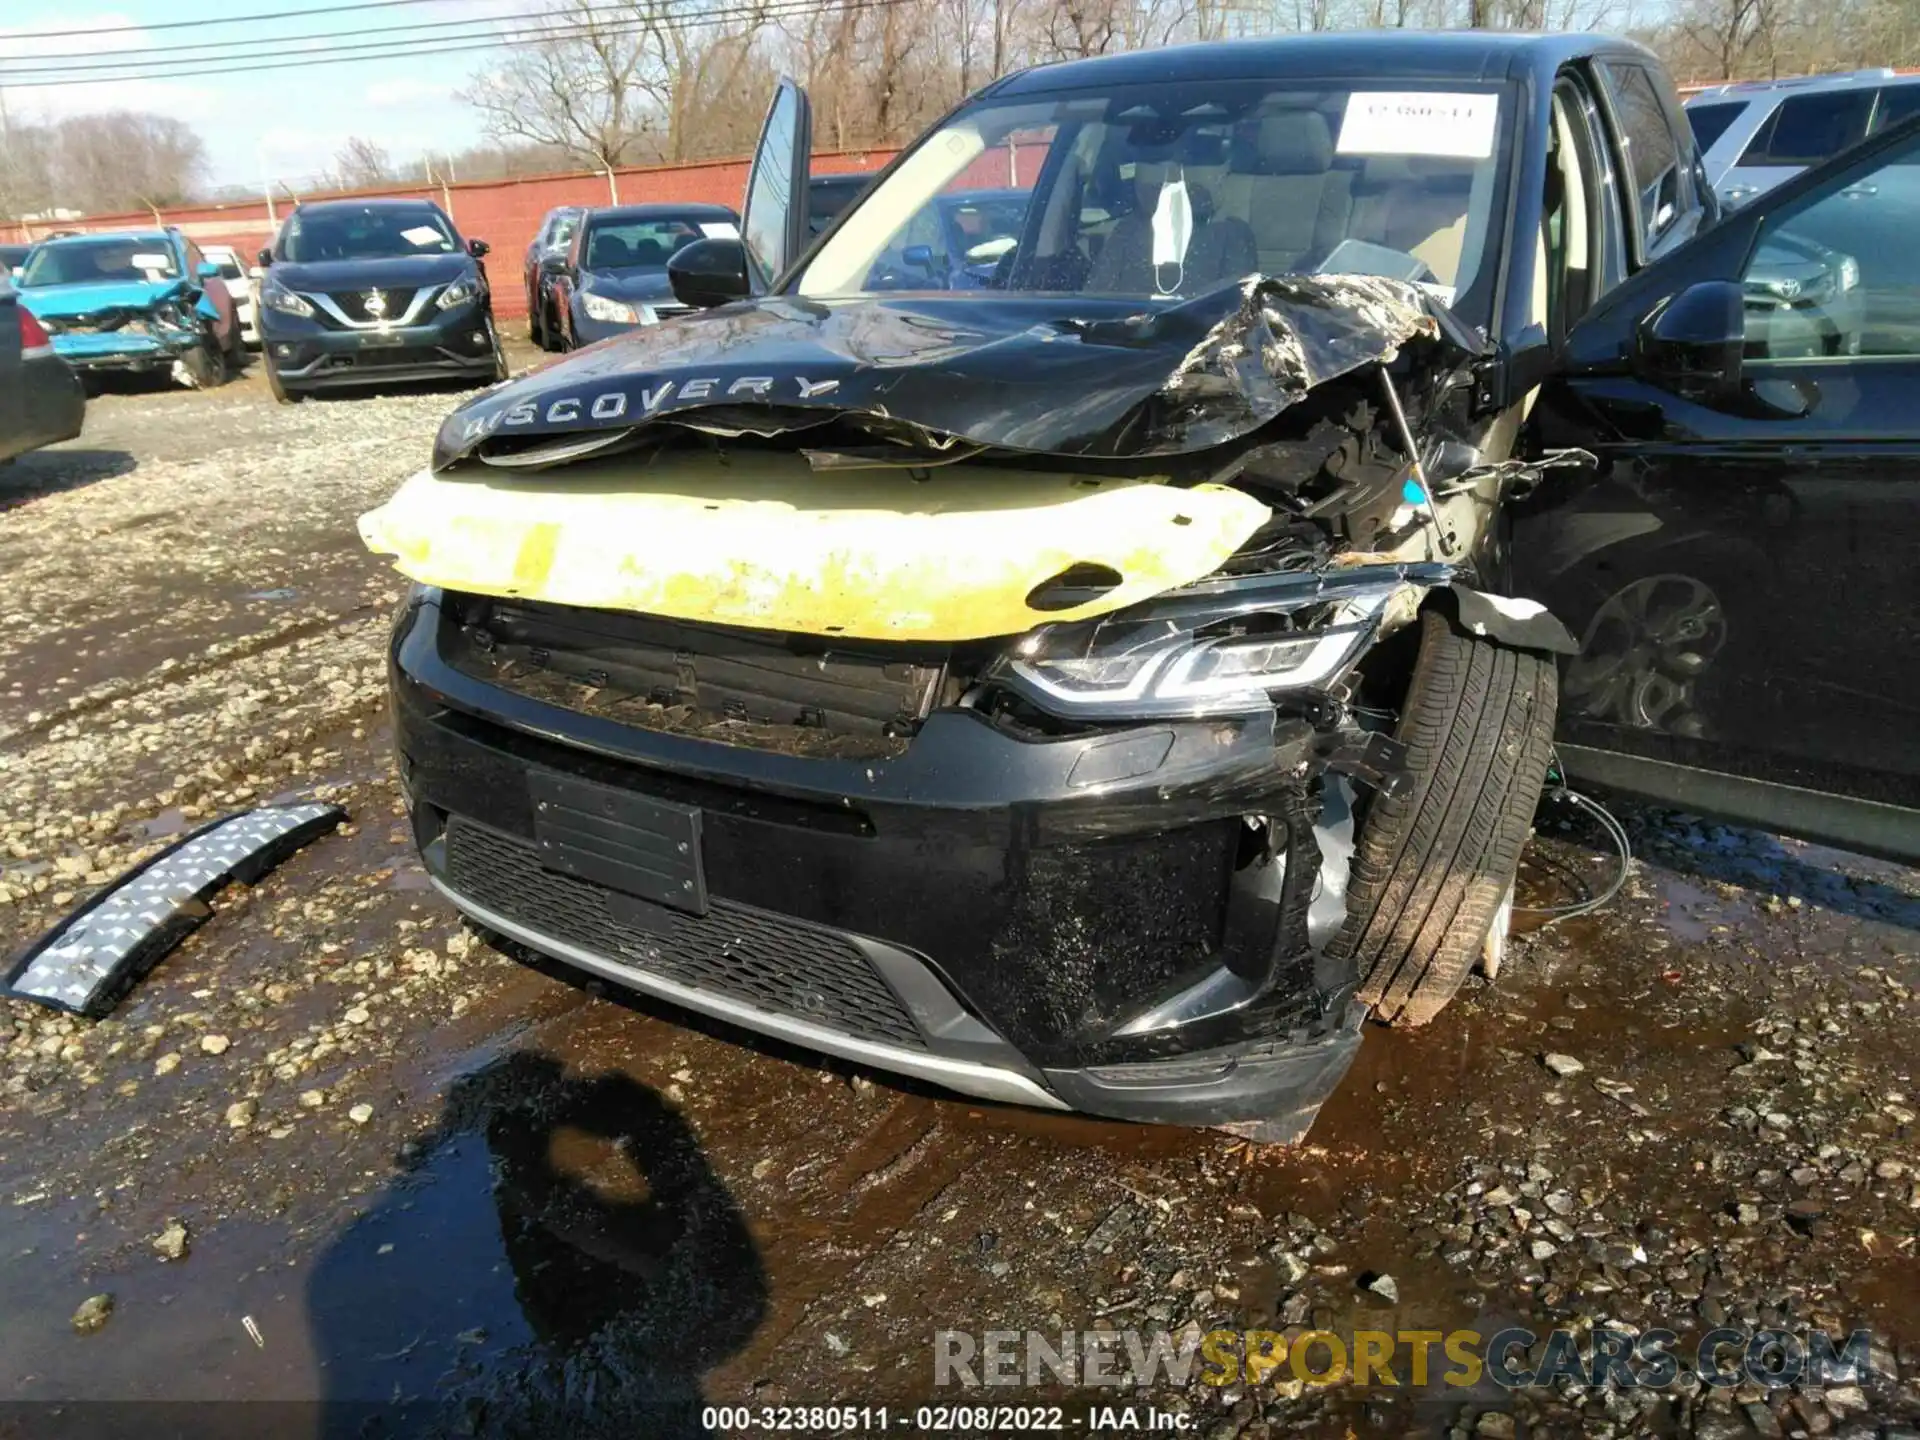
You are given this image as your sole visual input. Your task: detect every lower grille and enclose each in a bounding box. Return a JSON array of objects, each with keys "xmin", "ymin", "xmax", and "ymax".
[
  {"xmin": 443, "ymin": 594, "xmax": 948, "ymax": 759},
  {"xmin": 445, "ymin": 818, "xmax": 926, "ymax": 1049},
  {"xmin": 322, "ymin": 347, "xmax": 449, "ymax": 370}
]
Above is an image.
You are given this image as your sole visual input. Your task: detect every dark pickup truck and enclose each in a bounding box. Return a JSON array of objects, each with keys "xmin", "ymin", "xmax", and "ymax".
[{"xmin": 364, "ymin": 31, "xmax": 1920, "ymax": 1141}]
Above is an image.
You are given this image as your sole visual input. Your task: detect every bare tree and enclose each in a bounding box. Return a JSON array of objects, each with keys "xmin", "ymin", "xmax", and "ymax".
[
  {"xmin": 1670, "ymin": 0, "xmax": 1786, "ymax": 76},
  {"xmin": 0, "ymin": 111, "xmax": 208, "ymax": 217},
  {"xmin": 333, "ymin": 136, "xmax": 394, "ymax": 190},
  {"xmin": 461, "ymin": 0, "xmax": 655, "ymax": 171}
]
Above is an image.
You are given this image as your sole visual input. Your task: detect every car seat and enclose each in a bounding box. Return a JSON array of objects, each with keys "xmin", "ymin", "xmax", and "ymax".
[
  {"xmin": 1083, "ymin": 161, "xmax": 1258, "ymax": 295},
  {"xmin": 1219, "ymin": 112, "xmax": 1355, "ymax": 274}
]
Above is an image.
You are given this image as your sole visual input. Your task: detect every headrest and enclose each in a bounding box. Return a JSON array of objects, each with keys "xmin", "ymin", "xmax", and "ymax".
[
  {"xmin": 1183, "ymin": 131, "xmax": 1231, "ymax": 167},
  {"xmin": 1256, "ymin": 112, "xmax": 1333, "ymax": 175},
  {"xmin": 1130, "ymin": 164, "xmax": 1216, "ymax": 221}
]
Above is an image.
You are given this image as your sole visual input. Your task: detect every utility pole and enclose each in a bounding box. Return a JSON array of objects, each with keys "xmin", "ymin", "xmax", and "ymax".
[
  {"xmin": 260, "ymin": 141, "xmax": 277, "ymax": 228},
  {"xmin": 424, "ymin": 153, "xmax": 455, "ymax": 220}
]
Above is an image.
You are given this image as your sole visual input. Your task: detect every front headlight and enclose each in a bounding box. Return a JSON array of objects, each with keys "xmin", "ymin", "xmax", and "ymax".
[
  {"xmin": 991, "ymin": 567, "xmax": 1438, "ymax": 720},
  {"xmin": 436, "ymin": 274, "xmax": 482, "ymax": 310},
  {"xmin": 260, "ymin": 281, "xmax": 313, "ymax": 318},
  {"xmin": 580, "ymin": 291, "xmax": 641, "ymax": 323}
]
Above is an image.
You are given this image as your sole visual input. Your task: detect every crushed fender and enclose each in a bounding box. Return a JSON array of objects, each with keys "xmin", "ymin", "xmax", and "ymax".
[
  {"xmin": 359, "ymin": 452, "xmax": 1271, "ymax": 642},
  {"xmin": 3, "ymin": 804, "xmax": 344, "ymax": 1017}
]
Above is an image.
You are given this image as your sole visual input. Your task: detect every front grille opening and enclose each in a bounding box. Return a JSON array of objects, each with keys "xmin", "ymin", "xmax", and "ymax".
[
  {"xmin": 444, "ymin": 593, "xmax": 962, "ymax": 760},
  {"xmin": 446, "ymin": 818, "xmax": 926, "ymax": 1049},
  {"xmin": 331, "ymin": 287, "xmax": 417, "ymax": 324}
]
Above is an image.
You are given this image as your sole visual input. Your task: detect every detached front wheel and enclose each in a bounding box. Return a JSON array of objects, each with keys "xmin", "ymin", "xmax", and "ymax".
[{"xmin": 1332, "ymin": 609, "xmax": 1558, "ymax": 1026}]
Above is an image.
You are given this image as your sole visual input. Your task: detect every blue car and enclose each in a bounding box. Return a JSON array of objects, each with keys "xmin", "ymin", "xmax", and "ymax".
[
  {"xmin": 553, "ymin": 203, "xmax": 741, "ymax": 349},
  {"xmin": 865, "ymin": 189, "xmax": 1029, "ymax": 290},
  {"xmin": 16, "ymin": 228, "xmax": 243, "ymax": 388}
]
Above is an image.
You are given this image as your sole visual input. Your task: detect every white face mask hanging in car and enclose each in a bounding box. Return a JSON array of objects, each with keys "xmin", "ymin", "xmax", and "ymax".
[{"xmin": 1150, "ymin": 171, "xmax": 1193, "ymax": 298}]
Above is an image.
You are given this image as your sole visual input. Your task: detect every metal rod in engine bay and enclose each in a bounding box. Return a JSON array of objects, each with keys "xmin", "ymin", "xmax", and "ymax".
[{"xmin": 1378, "ymin": 368, "xmax": 1457, "ymax": 558}]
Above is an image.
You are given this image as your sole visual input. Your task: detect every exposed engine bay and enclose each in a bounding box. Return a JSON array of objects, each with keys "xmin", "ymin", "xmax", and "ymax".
[
  {"xmin": 370, "ymin": 270, "xmax": 1589, "ymax": 1139},
  {"xmin": 364, "ymin": 274, "xmax": 1579, "ymax": 769}
]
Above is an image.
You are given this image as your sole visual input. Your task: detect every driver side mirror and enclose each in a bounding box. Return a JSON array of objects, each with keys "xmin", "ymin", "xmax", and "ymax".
[
  {"xmin": 256, "ymin": 247, "xmax": 273, "ymax": 267},
  {"xmin": 668, "ymin": 237, "xmax": 750, "ymax": 309},
  {"xmin": 902, "ymin": 244, "xmax": 936, "ymax": 271},
  {"xmin": 1634, "ymin": 280, "xmax": 1744, "ymax": 404},
  {"xmin": 467, "ymin": 238, "xmax": 490, "ymax": 258}
]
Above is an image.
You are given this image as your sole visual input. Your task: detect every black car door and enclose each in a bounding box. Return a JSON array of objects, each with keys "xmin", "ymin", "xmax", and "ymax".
[
  {"xmin": 740, "ymin": 78, "xmax": 813, "ymax": 290},
  {"xmin": 0, "ymin": 275, "xmax": 26, "ymax": 460},
  {"xmin": 1513, "ymin": 113, "xmax": 1920, "ymax": 862}
]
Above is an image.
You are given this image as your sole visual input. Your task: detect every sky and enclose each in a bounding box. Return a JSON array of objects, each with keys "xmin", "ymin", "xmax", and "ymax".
[{"xmin": 0, "ymin": 0, "xmax": 536, "ymax": 191}]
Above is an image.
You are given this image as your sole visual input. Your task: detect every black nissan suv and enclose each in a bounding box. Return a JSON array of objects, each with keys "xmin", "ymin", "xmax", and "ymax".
[{"xmin": 256, "ymin": 198, "xmax": 508, "ymax": 402}]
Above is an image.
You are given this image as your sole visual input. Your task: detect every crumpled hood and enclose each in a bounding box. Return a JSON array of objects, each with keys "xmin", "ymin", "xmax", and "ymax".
[
  {"xmin": 433, "ymin": 274, "xmax": 1456, "ymax": 471},
  {"xmin": 270, "ymin": 253, "xmax": 474, "ymax": 293},
  {"xmin": 22, "ymin": 278, "xmax": 191, "ymax": 319},
  {"xmin": 579, "ymin": 270, "xmax": 676, "ymax": 304}
]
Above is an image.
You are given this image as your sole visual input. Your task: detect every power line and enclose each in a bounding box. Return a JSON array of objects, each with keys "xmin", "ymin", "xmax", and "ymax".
[
  {"xmin": 3, "ymin": 0, "xmax": 489, "ymax": 42},
  {"xmin": 0, "ymin": 0, "xmax": 887, "ymax": 87},
  {"xmin": 4, "ymin": 0, "xmax": 623, "ymax": 68}
]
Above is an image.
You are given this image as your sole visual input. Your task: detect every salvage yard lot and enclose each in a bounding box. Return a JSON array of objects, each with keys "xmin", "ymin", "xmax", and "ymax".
[{"xmin": 3, "ymin": 364, "xmax": 1920, "ymax": 1438}]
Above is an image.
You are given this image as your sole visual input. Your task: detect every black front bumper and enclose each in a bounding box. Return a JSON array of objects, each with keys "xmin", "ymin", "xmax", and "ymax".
[
  {"xmin": 390, "ymin": 592, "xmax": 1364, "ymax": 1135},
  {"xmin": 261, "ymin": 301, "xmax": 496, "ymax": 389}
]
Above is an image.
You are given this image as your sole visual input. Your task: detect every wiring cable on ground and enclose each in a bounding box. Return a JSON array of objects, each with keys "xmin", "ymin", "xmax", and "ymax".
[{"xmin": 1514, "ymin": 753, "xmax": 1633, "ymax": 927}]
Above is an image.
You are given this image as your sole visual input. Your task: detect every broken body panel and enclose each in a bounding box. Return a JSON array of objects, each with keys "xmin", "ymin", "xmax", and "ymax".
[
  {"xmin": 368, "ymin": 39, "xmax": 1628, "ymax": 1136},
  {"xmin": 23, "ymin": 277, "xmax": 218, "ymax": 374},
  {"xmin": 369, "ymin": 271, "xmax": 1532, "ymax": 1137}
]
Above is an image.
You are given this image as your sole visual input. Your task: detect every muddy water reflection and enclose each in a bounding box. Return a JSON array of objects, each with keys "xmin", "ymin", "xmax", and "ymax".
[{"xmin": 306, "ymin": 1050, "xmax": 766, "ymax": 1436}]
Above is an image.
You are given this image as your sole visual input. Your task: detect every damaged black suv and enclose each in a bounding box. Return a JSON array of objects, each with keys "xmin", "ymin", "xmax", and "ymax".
[{"xmin": 367, "ymin": 33, "xmax": 1920, "ymax": 1140}]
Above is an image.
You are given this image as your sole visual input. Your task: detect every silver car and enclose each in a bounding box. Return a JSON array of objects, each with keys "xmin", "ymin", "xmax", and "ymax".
[{"xmin": 1687, "ymin": 69, "xmax": 1920, "ymax": 208}]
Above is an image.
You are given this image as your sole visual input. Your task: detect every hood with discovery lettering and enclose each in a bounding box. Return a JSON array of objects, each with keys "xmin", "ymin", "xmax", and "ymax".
[{"xmin": 431, "ymin": 275, "xmax": 1470, "ymax": 473}]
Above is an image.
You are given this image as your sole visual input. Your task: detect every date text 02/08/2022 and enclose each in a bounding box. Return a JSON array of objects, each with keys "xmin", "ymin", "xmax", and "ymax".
[{"xmin": 698, "ymin": 1404, "xmax": 1187, "ymax": 1431}]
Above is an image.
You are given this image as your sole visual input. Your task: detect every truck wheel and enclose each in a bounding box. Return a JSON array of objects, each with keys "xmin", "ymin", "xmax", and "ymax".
[{"xmin": 1331, "ymin": 608, "xmax": 1557, "ymax": 1026}]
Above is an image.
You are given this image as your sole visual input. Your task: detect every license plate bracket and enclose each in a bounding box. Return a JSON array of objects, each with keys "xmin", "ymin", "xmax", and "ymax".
[
  {"xmin": 528, "ymin": 770, "xmax": 706, "ymax": 915},
  {"xmin": 358, "ymin": 331, "xmax": 405, "ymax": 349}
]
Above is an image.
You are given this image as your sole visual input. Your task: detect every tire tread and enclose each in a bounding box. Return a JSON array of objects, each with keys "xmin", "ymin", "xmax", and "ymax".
[{"xmin": 1332, "ymin": 609, "xmax": 1557, "ymax": 1025}]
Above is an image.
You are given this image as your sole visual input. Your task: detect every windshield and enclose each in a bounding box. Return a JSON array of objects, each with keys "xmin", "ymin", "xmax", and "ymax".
[
  {"xmin": 281, "ymin": 206, "xmax": 458, "ymax": 263},
  {"xmin": 584, "ymin": 216, "xmax": 725, "ymax": 272},
  {"xmin": 21, "ymin": 237, "xmax": 179, "ymax": 287},
  {"xmin": 798, "ymin": 80, "xmax": 1511, "ymax": 320}
]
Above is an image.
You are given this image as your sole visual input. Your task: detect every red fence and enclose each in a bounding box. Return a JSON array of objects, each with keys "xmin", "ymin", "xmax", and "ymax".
[{"xmin": 2, "ymin": 148, "xmax": 897, "ymax": 320}]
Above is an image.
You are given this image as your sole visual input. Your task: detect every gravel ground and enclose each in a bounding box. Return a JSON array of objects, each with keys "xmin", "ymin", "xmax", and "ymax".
[{"xmin": 1, "ymin": 358, "xmax": 1918, "ymax": 1439}]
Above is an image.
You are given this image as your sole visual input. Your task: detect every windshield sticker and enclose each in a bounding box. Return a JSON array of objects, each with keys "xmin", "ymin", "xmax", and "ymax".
[
  {"xmin": 699, "ymin": 221, "xmax": 741, "ymax": 240},
  {"xmin": 1336, "ymin": 92, "xmax": 1499, "ymax": 159},
  {"xmin": 401, "ymin": 225, "xmax": 445, "ymax": 247}
]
